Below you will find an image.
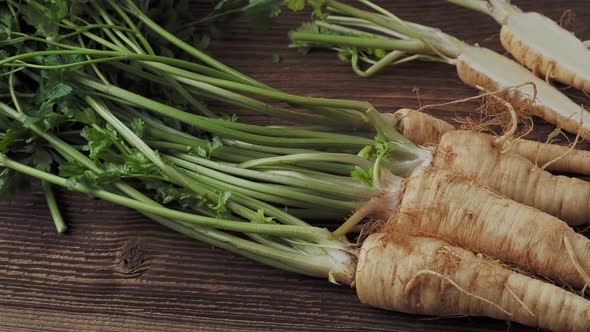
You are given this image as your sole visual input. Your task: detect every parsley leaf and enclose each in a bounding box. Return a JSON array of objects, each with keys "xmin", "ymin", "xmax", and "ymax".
[
  {"xmin": 252, "ymin": 208, "xmax": 277, "ymax": 224},
  {"xmin": 208, "ymin": 191, "xmax": 231, "ymax": 218},
  {"xmin": 81, "ymin": 126, "xmax": 116, "ymax": 160},
  {"xmin": 351, "ymin": 167, "xmax": 373, "ymax": 187},
  {"xmin": 131, "ymin": 118, "xmax": 145, "ymax": 138},
  {"xmin": 197, "ymin": 137, "xmax": 223, "ymax": 159},
  {"xmin": 271, "ymin": 53, "xmax": 282, "ymax": 63},
  {"xmin": 0, "ymin": 168, "xmax": 31, "ymax": 199}
]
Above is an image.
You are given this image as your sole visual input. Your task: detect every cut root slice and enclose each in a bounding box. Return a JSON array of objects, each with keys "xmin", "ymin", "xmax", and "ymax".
[
  {"xmin": 456, "ymin": 46, "xmax": 590, "ymax": 139},
  {"xmin": 500, "ymin": 11, "xmax": 590, "ymax": 93},
  {"xmin": 355, "ymin": 233, "xmax": 590, "ymax": 332}
]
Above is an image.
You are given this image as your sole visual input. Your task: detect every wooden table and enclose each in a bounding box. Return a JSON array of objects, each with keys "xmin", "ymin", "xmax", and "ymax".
[{"xmin": 1, "ymin": 1, "xmax": 589, "ymax": 331}]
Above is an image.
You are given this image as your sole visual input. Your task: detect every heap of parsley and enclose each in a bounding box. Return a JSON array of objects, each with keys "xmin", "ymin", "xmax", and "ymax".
[{"xmin": 0, "ymin": 1, "xmax": 427, "ymax": 275}]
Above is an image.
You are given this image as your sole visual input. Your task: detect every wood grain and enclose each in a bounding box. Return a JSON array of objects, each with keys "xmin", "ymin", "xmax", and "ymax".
[{"xmin": 1, "ymin": 1, "xmax": 589, "ymax": 331}]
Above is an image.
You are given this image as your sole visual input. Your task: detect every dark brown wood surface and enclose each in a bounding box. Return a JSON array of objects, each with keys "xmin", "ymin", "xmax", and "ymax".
[{"xmin": 1, "ymin": 1, "xmax": 589, "ymax": 331}]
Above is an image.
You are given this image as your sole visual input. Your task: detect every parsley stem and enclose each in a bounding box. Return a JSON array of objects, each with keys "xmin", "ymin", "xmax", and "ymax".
[
  {"xmin": 0, "ymin": 49, "xmax": 242, "ymax": 83},
  {"xmin": 122, "ymin": 0, "xmax": 265, "ymax": 89},
  {"xmin": 167, "ymin": 155, "xmax": 361, "ymax": 210},
  {"xmin": 88, "ymin": 96, "xmax": 319, "ymax": 226},
  {"xmin": 290, "ymin": 32, "xmax": 427, "ymax": 52},
  {"xmin": 168, "ymin": 152, "xmax": 376, "ymax": 200},
  {"xmin": 41, "ymin": 181, "xmax": 67, "ymax": 234},
  {"xmin": 325, "ymin": 0, "xmax": 421, "ymax": 39},
  {"xmin": 0, "ymin": 154, "xmax": 328, "ymax": 241},
  {"xmin": 155, "ymin": 64, "xmax": 373, "ymax": 112},
  {"xmin": 238, "ymin": 153, "xmax": 373, "ymax": 170},
  {"xmin": 0, "ymin": 105, "xmax": 345, "ymax": 274},
  {"xmin": 79, "ymin": 78, "xmax": 373, "ymax": 148}
]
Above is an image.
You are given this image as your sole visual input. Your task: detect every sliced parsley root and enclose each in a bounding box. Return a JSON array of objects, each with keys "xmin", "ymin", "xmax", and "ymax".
[
  {"xmin": 450, "ymin": 0, "xmax": 590, "ymax": 93},
  {"xmin": 290, "ymin": 0, "xmax": 590, "ymax": 139}
]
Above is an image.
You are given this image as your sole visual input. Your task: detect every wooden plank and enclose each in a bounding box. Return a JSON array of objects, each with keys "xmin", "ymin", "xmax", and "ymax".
[{"xmin": 1, "ymin": 1, "xmax": 588, "ymax": 331}]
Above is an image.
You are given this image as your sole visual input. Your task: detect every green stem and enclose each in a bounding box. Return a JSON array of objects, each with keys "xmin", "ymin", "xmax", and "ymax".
[
  {"xmin": 79, "ymin": 77, "xmax": 372, "ymax": 148},
  {"xmin": 325, "ymin": 0, "xmax": 421, "ymax": 39},
  {"xmin": 0, "ymin": 49, "xmax": 244, "ymax": 84},
  {"xmin": 290, "ymin": 32, "xmax": 428, "ymax": 52},
  {"xmin": 122, "ymin": 0, "xmax": 265, "ymax": 88},
  {"xmin": 448, "ymin": 0, "xmax": 493, "ymax": 15},
  {"xmin": 0, "ymin": 154, "xmax": 326, "ymax": 241},
  {"xmin": 222, "ymin": 139, "xmax": 319, "ymax": 155},
  {"xmin": 351, "ymin": 50, "xmax": 406, "ymax": 77},
  {"xmin": 166, "ymin": 155, "xmax": 360, "ymax": 210},
  {"xmin": 170, "ymin": 152, "xmax": 375, "ymax": 200},
  {"xmin": 41, "ymin": 181, "xmax": 67, "ymax": 234},
  {"xmin": 88, "ymin": 96, "xmax": 320, "ymax": 227},
  {"xmin": 331, "ymin": 209, "xmax": 369, "ymax": 239},
  {"xmin": 372, "ymin": 151, "xmax": 386, "ymax": 188},
  {"xmin": 239, "ymin": 153, "xmax": 372, "ymax": 170},
  {"xmin": 143, "ymin": 63, "xmax": 373, "ymax": 111}
]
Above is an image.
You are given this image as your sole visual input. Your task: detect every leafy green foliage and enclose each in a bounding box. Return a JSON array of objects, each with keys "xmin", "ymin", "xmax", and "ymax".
[
  {"xmin": 0, "ymin": 124, "xmax": 55, "ymax": 173},
  {"xmin": 375, "ymin": 134, "xmax": 391, "ymax": 157},
  {"xmin": 23, "ymin": 145, "xmax": 53, "ymax": 172},
  {"xmin": 23, "ymin": 100, "xmax": 66, "ymax": 130},
  {"xmin": 80, "ymin": 126, "xmax": 118, "ymax": 160},
  {"xmin": 271, "ymin": 53, "xmax": 282, "ymax": 64},
  {"xmin": 0, "ymin": 168, "xmax": 31, "ymax": 199},
  {"xmin": 0, "ymin": 8, "xmax": 16, "ymax": 40},
  {"xmin": 196, "ymin": 137, "xmax": 223, "ymax": 159},
  {"xmin": 0, "ymin": 125, "xmax": 25, "ymax": 154},
  {"xmin": 59, "ymin": 103, "xmax": 96, "ymax": 125},
  {"xmin": 351, "ymin": 166, "xmax": 372, "ymax": 187},
  {"xmin": 350, "ymin": 138, "xmax": 390, "ymax": 188},
  {"xmin": 290, "ymin": 20, "xmax": 389, "ymax": 63},
  {"xmin": 59, "ymin": 148, "xmax": 161, "ymax": 187},
  {"xmin": 147, "ymin": 180, "xmax": 206, "ymax": 208},
  {"xmin": 130, "ymin": 117, "xmax": 145, "ymax": 138},
  {"xmin": 20, "ymin": 0, "xmax": 88, "ymax": 37},
  {"xmin": 252, "ymin": 208, "xmax": 276, "ymax": 224},
  {"xmin": 145, "ymin": 0, "xmax": 210, "ymax": 56},
  {"xmin": 208, "ymin": 191, "xmax": 231, "ymax": 218}
]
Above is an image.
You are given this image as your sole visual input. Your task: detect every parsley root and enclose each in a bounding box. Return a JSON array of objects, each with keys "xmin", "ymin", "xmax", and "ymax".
[
  {"xmin": 392, "ymin": 109, "xmax": 590, "ymax": 176},
  {"xmin": 450, "ymin": 0, "xmax": 590, "ymax": 93},
  {"xmin": 395, "ymin": 166, "xmax": 590, "ymax": 287},
  {"xmin": 357, "ymin": 233, "xmax": 590, "ymax": 332},
  {"xmin": 434, "ymin": 131, "xmax": 590, "ymax": 225},
  {"xmin": 290, "ymin": 0, "xmax": 590, "ymax": 138}
]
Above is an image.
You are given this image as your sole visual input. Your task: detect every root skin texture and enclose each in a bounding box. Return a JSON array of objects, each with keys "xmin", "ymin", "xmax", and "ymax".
[
  {"xmin": 434, "ymin": 130, "xmax": 590, "ymax": 225},
  {"xmin": 507, "ymin": 138, "xmax": 590, "ymax": 175},
  {"xmin": 394, "ymin": 109, "xmax": 590, "ymax": 175},
  {"xmin": 456, "ymin": 46, "xmax": 590, "ymax": 139},
  {"xmin": 500, "ymin": 12, "xmax": 590, "ymax": 93},
  {"xmin": 392, "ymin": 109, "xmax": 455, "ymax": 146},
  {"xmin": 397, "ymin": 166, "xmax": 590, "ymax": 288},
  {"xmin": 356, "ymin": 233, "xmax": 590, "ymax": 332}
]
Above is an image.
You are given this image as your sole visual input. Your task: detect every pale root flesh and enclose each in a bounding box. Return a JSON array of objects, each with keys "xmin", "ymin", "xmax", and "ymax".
[
  {"xmin": 395, "ymin": 167, "xmax": 590, "ymax": 287},
  {"xmin": 434, "ymin": 130, "xmax": 590, "ymax": 225},
  {"xmin": 356, "ymin": 233, "xmax": 590, "ymax": 332},
  {"xmin": 392, "ymin": 109, "xmax": 590, "ymax": 175},
  {"xmin": 456, "ymin": 46, "xmax": 590, "ymax": 139},
  {"xmin": 500, "ymin": 12, "xmax": 590, "ymax": 93}
]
